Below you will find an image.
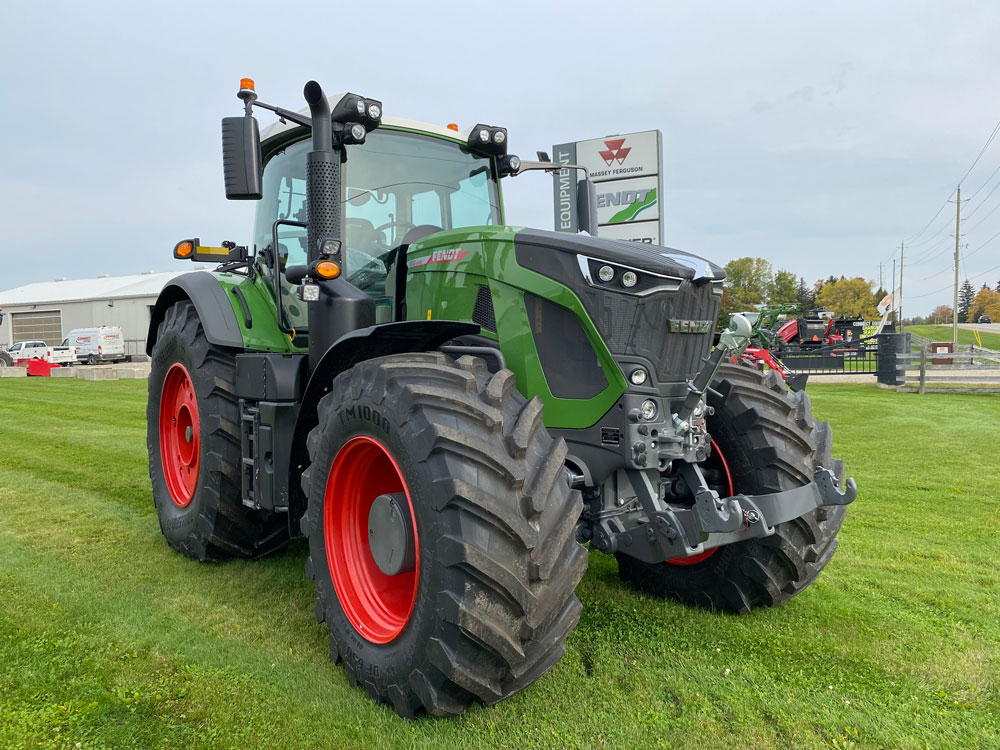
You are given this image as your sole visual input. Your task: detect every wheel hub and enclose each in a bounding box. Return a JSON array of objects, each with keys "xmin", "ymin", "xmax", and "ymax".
[
  {"xmin": 159, "ymin": 363, "xmax": 200, "ymax": 508},
  {"xmin": 324, "ymin": 436, "xmax": 420, "ymax": 644},
  {"xmin": 368, "ymin": 493, "xmax": 416, "ymax": 576}
]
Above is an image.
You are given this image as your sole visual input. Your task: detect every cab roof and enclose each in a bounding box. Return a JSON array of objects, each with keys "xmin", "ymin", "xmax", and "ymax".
[{"xmin": 260, "ymin": 94, "xmax": 471, "ymax": 145}]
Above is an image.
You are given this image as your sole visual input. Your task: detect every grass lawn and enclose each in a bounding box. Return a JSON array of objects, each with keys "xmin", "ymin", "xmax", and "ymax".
[
  {"xmin": 907, "ymin": 324, "xmax": 1000, "ymax": 350},
  {"xmin": 0, "ymin": 379, "xmax": 997, "ymax": 749}
]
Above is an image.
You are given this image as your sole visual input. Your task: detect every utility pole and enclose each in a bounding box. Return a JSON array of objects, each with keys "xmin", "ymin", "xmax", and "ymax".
[
  {"xmin": 898, "ymin": 241, "xmax": 904, "ymax": 326},
  {"xmin": 879, "ymin": 262, "xmax": 883, "ymax": 292},
  {"xmin": 953, "ymin": 186, "xmax": 961, "ymax": 347},
  {"xmin": 892, "ymin": 258, "xmax": 897, "ymax": 325}
]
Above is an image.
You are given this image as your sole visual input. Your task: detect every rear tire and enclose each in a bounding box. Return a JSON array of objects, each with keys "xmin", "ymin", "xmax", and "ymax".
[
  {"xmin": 301, "ymin": 352, "xmax": 587, "ymax": 717},
  {"xmin": 0, "ymin": 351, "xmax": 11, "ymax": 367},
  {"xmin": 147, "ymin": 300, "xmax": 288, "ymax": 561},
  {"xmin": 616, "ymin": 364, "xmax": 847, "ymax": 613}
]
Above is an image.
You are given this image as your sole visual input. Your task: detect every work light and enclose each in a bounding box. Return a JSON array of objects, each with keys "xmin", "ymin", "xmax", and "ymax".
[
  {"xmin": 630, "ymin": 368, "xmax": 648, "ymax": 386},
  {"xmin": 639, "ymin": 399, "xmax": 657, "ymax": 421}
]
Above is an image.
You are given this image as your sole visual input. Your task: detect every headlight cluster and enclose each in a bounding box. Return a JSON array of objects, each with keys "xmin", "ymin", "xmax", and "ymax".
[
  {"xmin": 466, "ymin": 123, "xmax": 508, "ymax": 156},
  {"xmin": 594, "ymin": 262, "xmax": 641, "ymax": 290}
]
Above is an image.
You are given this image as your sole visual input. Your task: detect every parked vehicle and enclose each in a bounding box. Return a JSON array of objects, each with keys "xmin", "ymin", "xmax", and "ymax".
[
  {"xmin": 147, "ymin": 78, "xmax": 857, "ymax": 718},
  {"xmin": 6, "ymin": 340, "xmax": 75, "ymax": 365},
  {"xmin": 65, "ymin": 326, "xmax": 126, "ymax": 364}
]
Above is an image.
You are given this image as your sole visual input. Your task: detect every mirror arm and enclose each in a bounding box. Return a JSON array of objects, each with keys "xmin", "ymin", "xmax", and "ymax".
[
  {"xmin": 514, "ymin": 161, "xmax": 590, "ymax": 180},
  {"xmin": 250, "ymin": 100, "xmax": 313, "ymax": 129}
]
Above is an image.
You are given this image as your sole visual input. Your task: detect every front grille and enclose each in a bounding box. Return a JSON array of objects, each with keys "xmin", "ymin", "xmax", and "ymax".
[{"xmin": 577, "ymin": 282, "xmax": 719, "ymax": 384}]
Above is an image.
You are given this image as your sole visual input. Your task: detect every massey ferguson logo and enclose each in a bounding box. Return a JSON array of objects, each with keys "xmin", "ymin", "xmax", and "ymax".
[{"xmin": 599, "ymin": 138, "xmax": 631, "ymax": 166}]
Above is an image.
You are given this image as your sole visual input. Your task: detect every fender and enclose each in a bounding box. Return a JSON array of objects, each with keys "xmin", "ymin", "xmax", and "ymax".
[
  {"xmin": 146, "ymin": 272, "xmax": 245, "ymax": 354},
  {"xmin": 286, "ymin": 319, "xmax": 479, "ymax": 526}
]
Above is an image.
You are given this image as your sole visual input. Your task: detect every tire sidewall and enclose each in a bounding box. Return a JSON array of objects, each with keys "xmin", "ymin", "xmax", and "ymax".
[
  {"xmin": 306, "ymin": 382, "xmax": 447, "ymax": 691},
  {"xmin": 148, "ymin": 319, "xmax": 209, "ymax": 544}
]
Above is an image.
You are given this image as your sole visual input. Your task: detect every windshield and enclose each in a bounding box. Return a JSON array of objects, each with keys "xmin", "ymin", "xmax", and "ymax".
[{"xmin": 253, "ymin": 129, "xmax": 500, "ymax": 321}]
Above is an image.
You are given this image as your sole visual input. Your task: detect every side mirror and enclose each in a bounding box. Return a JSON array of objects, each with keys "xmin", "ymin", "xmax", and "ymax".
[
  {"xmin": 221, "ymin": 116, "xmax": 262, "ymax": 200},
  {"xmin": 576, "ymin": 178, "xmax": 598, "ymax": 236}
]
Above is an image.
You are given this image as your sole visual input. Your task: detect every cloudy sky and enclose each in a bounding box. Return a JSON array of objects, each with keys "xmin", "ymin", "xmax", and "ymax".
[{"xmin": 2, "ymin": 0, "xmax": 999, "ymax": 316}]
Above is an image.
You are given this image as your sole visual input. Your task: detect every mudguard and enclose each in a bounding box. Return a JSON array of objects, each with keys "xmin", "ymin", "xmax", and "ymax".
[
  {"xmin": 146, "ymin": 272, "xmax": 244, "ymax": 354},
  {"xmin": 286, "ymin": 320, "xmax": 479, "ymax": 524}
]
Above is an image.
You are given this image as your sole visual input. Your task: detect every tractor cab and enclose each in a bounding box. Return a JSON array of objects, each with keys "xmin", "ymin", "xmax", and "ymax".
[{"xmin": 252, "ymin": 113, "xmax": 505, "ymax": 327}]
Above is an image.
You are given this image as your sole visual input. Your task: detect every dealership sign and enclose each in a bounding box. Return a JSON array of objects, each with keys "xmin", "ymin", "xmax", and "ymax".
[{"xmin": 552, "ymin": 130, "xmax": 663, "ymax": 244}]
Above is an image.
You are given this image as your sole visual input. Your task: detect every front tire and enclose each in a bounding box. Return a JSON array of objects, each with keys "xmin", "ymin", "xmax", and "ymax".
[
  {"xmin": 147, "ymin": 300, "xmax": 288, "ymax": 561},
  {"xmin": 301, "ymin": 353, "xmax": 587, "ymax": 717},
  {"xmin": 617, "ymin": 364, "xmax": 848, "ymax": 613}
]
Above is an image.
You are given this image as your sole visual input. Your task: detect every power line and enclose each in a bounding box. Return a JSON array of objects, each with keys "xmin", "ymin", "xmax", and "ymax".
[
  {"xmin": 965, "ymin": 159, "xmax": 1000, "ymax": 202},
  {"xmin": 957, "ymin": 117, "xmax": 1000, "ymax": 187},
  {"xmin": 910, "ymin": 258, "xmax": 1000, "ymax": 299},
  {"xmin": 962, "ymin": 176, "xmax": 1000, "ymax": 220},
  {"xmin": 964, "ymin": 227, "xmax": 1000, "ymax": 260},
  {"xmin": 901, "ymin": 115, "xmax": 1000, "ymax": 246},
  {"xmin": 903, "ymin": 189, "xmax": 956, "ymax": 244}
]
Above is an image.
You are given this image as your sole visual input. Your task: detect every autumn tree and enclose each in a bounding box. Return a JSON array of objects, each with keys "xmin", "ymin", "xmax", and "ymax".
[
  {"xmin": 815, "ymin": 277, "xmax": 879, "ymax": 318},
  {"xmin": 723, "ymin": 257, "xmax": 773, "ymax": 311},
  {"xmin": 768, "ymin": 269, "xmax": 798, "ymax": 304},
  {"xmin": 929, "ymin": 305, "xmax": 953, "ymax": 324},
  {"xmin": 968, "ymin": 285, "xmax": 1000, "ymax": 322}
]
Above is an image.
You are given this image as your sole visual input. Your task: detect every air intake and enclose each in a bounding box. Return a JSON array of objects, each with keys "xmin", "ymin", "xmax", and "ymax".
[{"xmin": 472, "ymin": 285, "xmax": 496, "ymax": 333}]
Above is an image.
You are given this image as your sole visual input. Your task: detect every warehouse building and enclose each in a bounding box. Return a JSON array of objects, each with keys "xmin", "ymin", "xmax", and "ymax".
[{"xmin": 0, "ymin": 270, "xmax": 204, "ymax": 356}]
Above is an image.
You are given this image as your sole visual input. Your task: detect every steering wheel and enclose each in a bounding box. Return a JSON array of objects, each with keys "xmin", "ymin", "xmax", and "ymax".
[{"xmin": 372, "ymin": 220, "xmax": 417, "ymax": 253}]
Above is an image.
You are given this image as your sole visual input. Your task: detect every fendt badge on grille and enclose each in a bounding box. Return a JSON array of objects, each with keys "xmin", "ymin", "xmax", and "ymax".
[{"xmin": 668, "ymin": 319, "xmax": 714, "ymax": 334}]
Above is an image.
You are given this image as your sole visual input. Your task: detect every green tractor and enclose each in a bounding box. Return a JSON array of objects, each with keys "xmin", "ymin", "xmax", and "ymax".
[{"xmin": 146, "ymin": 78, "xmax": 856, "ymax": 718}]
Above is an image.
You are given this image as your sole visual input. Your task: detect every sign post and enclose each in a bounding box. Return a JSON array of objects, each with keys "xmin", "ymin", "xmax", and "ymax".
[{"xmin": 552, "ymin": 130, "xmax": 663, "ymax": 243}]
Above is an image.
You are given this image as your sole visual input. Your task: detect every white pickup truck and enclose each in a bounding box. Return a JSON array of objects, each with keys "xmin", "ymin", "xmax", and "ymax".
[{"xmin": 6, "ymin": 340, "xmax": 77, "ymax": 365}]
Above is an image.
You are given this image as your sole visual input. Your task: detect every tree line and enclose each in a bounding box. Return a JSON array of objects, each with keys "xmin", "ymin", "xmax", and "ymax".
[{"xmin": 718, "ymin": 257, "xmax": 886, "ymax": 325}]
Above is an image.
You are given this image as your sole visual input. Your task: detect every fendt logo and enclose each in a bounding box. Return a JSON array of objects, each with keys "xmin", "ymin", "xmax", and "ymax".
[{"xmin": 598, "ymin": 138, "xmax": 631, "ymax": 166}]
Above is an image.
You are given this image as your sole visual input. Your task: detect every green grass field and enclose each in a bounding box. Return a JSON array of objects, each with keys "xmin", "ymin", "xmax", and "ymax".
[
  {"xmin": 907, "ymin": 325, "xmax": 1000, "ymax": 350},
  {"xmin": 1, "ymin": 379, "xmax": 998, "ymax": 750}
]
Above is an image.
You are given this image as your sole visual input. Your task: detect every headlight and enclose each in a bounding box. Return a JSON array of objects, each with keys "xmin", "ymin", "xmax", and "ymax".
[
  {"xmin": 598, "ymin": 265, "xmax": 615, "ymax": 282},
  {"xmin": 621, "ymin": 271, "xmax": 638, "ymax": 288},
  {"xmin": 478, "ymin": 128, "xmax": 490, "ymax": 144},
  {"xmin": 630, "ymin": 368, "xmax": 648, "ymax": 386},
  {"xmin": 639, "ymin": 399, "xmax": 657, "ymax": 420},
  {"xmin": 356, "ymin": 99, "xmax": 366, "ymax": 116},
  {"xmin": 493, "ymin": 130, "xmax": 506, "ymax": 144},
  {"xmin": 349, "ymin": 123, "xmax": 366, "ymax": 142},
  {"xmin": 367, "ymin": 103, "xmax": 381, "ymax": 119}
]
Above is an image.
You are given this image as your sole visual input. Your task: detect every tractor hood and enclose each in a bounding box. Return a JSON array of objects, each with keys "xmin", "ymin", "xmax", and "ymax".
[{"xmin": 513, "ymin": 228, "xmax": 725, "ymax": 283}]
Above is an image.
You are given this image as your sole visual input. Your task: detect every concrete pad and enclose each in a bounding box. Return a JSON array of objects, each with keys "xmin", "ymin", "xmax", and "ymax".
[
  {"xmin": 0, "ymin": 367, "xmax": 27, "ymax": 378},
  {"xmin": 116, "ymin": 368, "xmax": 150, "ymax": 379},
  {"xmin": 49, "ymin": 367, "xmax": 79, "ymax": 378},
  {"xmin": 79, "ymin": 368, "xmax": 119, "ymax": 381}
]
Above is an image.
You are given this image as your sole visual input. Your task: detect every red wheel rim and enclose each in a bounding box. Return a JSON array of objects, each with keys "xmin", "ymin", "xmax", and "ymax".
[
  {"xmin": 665, "ymin": 439, "xmax": 734, "ymax": 565},
  {"xmin": 324, "ymin": 436, "xmax": 419, "ymax": 644},
  {"xmin": 159, "ymin": 363, "xmax": 200, "ymax": 508}
]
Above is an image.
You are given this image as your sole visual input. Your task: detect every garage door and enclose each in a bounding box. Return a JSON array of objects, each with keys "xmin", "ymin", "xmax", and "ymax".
[{"xmin": 12, "ymin": 311, "xmax": 63, "ymax": 346}]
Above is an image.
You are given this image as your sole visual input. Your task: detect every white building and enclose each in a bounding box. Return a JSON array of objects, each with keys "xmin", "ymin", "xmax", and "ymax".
[{"xmin": 0, "ymin": 271, "xmax": 201, "ymax": 355}]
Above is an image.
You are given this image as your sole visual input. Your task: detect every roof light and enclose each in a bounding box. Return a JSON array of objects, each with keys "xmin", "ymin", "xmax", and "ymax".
[
  {"xmin": 173, "ymin": 240, "xmax": 194, "ymax": 259},
  {"xmin": 447, "ymin": 123, "xmax": 459, "ymax": 131},
  {"xmin": 239, "ymin": 78, "xmax": 255, "ymax": 92}
]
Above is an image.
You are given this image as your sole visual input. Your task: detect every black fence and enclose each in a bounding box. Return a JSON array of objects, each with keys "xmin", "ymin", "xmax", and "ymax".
[{"xmin": 765, "ymin": 331, "xmax": 909, "ymax": 378}]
